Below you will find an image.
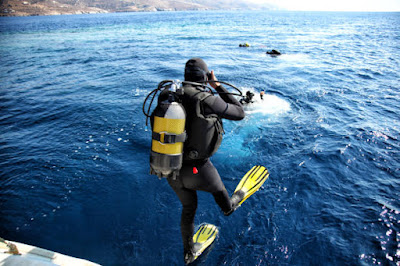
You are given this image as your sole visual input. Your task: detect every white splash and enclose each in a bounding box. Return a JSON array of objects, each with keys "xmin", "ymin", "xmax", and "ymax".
[{"xmin": 240, "ymin": 88, "xmax": 291, "ymax": 115}]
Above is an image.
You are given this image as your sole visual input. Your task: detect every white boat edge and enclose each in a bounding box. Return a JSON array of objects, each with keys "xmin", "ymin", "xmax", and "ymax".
[{"xmin": 1, "ymin": 239, "xmax": 100, "ymax": 266}]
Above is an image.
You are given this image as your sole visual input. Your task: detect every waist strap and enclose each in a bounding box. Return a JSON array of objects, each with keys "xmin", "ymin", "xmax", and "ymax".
[{"xmin": 152, "ymin": 131, "xmax": 187, "ymax": 144}]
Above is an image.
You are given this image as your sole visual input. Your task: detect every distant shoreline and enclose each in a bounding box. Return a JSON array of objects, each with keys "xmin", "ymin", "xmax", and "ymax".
[
  {"xmin": 0, "ymin": 0, "xmax": 214, "ymax": 17},
  {"xmin": 0, "ymin": 6, "xmax": 205, "ymax": 17},
  {"xmin": 1, "ymin": 0, "xmax": 269, "ymax": 17},
  {"xmin": 1, "ymin": 8, "xmax": 398, "ymax": 18}
]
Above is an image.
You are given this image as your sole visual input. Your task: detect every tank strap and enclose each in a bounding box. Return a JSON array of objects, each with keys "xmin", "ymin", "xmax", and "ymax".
[{"xmin": 152, "ymin": 132, "xmax": 187, "ymax": 144}]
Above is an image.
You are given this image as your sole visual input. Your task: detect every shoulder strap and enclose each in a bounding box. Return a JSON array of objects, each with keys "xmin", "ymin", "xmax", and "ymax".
[
  {"xmin": 183, "ymin": 85, "xmax": 213, "ymax": 118},
  {"xmin": 183, "ymin": 85, "xmax": 212, "ymax": 101}
]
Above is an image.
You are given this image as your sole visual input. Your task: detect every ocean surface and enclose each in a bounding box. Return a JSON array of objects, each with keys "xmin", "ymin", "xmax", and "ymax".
[{"xmin": 0, "ymin": 11, "xmax": 399, "ymax": 265}]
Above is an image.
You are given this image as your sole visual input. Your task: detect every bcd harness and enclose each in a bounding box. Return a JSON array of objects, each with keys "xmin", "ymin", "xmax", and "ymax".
[{"xmin": 180, "ymin": 85, "xmax": 224, "ymax": 161}]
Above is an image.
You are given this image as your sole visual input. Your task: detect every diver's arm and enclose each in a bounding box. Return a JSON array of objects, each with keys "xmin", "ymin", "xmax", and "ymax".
[
  {"xmin": 208, "ymin": 70, "xmax": 243, "ymax": 105},
  {"xmin": 204, "ymin": 96, "xmax": 245, "ymax": 120},
  {"xmin": 214, "ymin": 84, "xmax": 241, "ymax": 105},
  {"xmin": 204, "ymin": 70, "xmax": 244, "ymax": 120}
]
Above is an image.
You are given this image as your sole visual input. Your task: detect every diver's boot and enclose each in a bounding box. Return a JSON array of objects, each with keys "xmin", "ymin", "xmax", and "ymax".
[
  {"xmin": 223, "ymin": 191, "xmax": 245, "ymax": 216},
  {"xmin": 184, "ymin": 249, "xmax": 195, "ymax": 265}
]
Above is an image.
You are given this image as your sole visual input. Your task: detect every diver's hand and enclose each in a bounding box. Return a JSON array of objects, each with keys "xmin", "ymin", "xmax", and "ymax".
[{"xmin": 208, "ymin": 70, "xmax": 221, "ymax": 89}]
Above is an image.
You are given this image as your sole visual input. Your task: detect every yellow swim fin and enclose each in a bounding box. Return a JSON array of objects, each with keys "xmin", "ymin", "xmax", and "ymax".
[
  {"xmin": 233, "ymin": 165, "xmax": 269, "ymax": 206},
  {"xmin": 186, "ymin": 223, "xmax": 218, "ymax": 264}
]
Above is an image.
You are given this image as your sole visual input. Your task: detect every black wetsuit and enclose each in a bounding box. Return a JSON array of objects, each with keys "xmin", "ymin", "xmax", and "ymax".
[{"xmin": 167, "ymin": 84, "xmax": 244, "ymax": 254}]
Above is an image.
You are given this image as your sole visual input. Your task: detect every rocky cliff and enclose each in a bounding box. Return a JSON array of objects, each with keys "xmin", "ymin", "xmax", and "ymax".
[{"xmin": 0, "ymin": 0, "xmax": 275, "ymax": 16}]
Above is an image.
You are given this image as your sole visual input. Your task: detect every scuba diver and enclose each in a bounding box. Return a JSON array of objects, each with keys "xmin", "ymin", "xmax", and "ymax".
[
  {"xmin": 260, "ymin": 90, "xmax": 265, "ymax": 100},
  {"xmin": 169, "ymin": 58, "xmax": 244, "ymax": 263},
  {"xmin": 239, "ymin": 90, "xmax": 255, "ymax": 104},
  {"xmin": 145, "ymin": 58, "xmax": 269, "ymax": 264}
]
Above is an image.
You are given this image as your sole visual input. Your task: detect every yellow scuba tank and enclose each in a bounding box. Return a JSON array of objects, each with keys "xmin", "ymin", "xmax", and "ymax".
[{"xmin": 150, "ymin": 83, "xmax": 186, "ymax": 179}]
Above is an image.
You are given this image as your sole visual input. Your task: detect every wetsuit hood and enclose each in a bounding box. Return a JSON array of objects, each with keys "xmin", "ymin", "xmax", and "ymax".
[{"xmin": 184, "ymin": 58, "xmax": 209, "ymax": 82}]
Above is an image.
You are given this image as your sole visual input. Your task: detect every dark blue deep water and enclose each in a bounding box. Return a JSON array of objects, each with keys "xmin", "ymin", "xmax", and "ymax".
[{"xmin": 1, "ymin": 11, "xmax": 399, "ymax": 265}]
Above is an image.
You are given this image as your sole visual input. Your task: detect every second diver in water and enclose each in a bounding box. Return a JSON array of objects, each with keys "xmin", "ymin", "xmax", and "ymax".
[
  {"xmin": 240, "ymin": 90, "xmax": 255, "ymax": 104},
  {"xmin": 239, "ymin": 90, "xmax": 266, "ymax": 105}
]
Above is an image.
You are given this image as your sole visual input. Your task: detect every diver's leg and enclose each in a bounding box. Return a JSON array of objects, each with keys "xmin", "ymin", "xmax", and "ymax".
[
  {"xmin": 182, "ymin": 159, "xmax": 233, "ymax": 214},
  {"xmin": 201, "ymin": 160, "xmax": 234, "ymax": 214},
  {"xmin": 201, "ymin": 160, "xmax": 241, "ymax": 215},
  {"xmin": 167, "ymin": 177, "xmax": 197, "ymax": 261},
  {"xmin": 212, "ymin": 189, "xmax": 233, "ymax": 214}
]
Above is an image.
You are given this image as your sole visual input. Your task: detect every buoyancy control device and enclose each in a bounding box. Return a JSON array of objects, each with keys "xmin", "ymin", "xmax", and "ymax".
[{"xmin": 181, "ymin": 85, "xmax": 224, "ymax": 161}]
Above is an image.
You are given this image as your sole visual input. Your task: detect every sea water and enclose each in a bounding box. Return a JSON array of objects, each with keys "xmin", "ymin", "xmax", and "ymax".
[{"xmin": 0, "ymin": 11, "xmax": 399, "ymax": 265}]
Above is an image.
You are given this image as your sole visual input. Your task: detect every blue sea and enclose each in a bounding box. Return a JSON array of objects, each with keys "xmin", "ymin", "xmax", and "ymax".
[{"xmin": 0, "ymin": 10, "xmax": 399, "ymax": 265}]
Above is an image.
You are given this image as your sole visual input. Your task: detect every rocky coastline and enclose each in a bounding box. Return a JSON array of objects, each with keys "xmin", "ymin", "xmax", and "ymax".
[{"xmin": 0, "ymin": 0, "xmax": 273, "ymax": 17}]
